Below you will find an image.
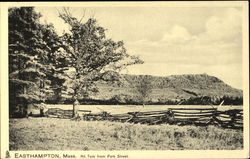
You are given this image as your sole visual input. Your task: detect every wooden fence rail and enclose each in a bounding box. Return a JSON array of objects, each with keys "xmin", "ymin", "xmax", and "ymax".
[{"xmin": 45, "ymin": 107, "xmax": 243, "ymax": 129}]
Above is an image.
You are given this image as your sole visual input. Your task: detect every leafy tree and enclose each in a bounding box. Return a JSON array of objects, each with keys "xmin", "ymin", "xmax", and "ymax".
[
  {"xmin": 133, "ymin": 75, "xmax": 154, "ymax": 105},
  {"xmin": 58, "ymin": 8, "xmax": 143, "ymax": 117},
  {"xmin": 8, "ymin": 7, "xmax": 63, "ymax": 117},
  {"xmin": 40, "ymin": 23, "xmax": 68, "ymax": 103}
]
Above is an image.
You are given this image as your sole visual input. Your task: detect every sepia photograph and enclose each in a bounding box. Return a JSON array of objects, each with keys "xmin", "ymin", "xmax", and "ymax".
[{"xmin": 1, "ymin": 1, "xmax": 249, "ymax": 159}]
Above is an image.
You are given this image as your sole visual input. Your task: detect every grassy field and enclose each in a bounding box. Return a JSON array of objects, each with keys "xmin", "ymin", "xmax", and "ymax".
[{"xmin": 9, "ymin": 118, "xmax": 243, "ymax": 150}]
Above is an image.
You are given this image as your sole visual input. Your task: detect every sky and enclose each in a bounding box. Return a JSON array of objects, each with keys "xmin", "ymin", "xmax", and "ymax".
[{"xmin": 35, "ymin": 6, "xmax": 243, "ymax": 89}]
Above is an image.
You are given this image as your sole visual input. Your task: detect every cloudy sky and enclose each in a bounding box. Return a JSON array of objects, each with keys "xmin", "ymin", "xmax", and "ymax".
[{"xmin": 35, "ymin": 5, "xmax": 243, "ymax": 89}]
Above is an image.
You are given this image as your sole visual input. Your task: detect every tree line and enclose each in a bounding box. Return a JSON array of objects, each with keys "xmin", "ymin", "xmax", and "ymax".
[{"xmin": 107, "ymin": 94, "xmax": 243, "ymax": 106}]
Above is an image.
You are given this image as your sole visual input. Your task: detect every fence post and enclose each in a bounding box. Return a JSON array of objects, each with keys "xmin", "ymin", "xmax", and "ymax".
[
  {"xmin": 73, "ymin": 99, "xmax": 80, "ymax": 118},
  {"xmin": 168, "ymin": 109, "xmax": 175, "ymax": 124},
  {"xmin": 230, "ymin": 110, "xmax": 237, "ymax": 128}
]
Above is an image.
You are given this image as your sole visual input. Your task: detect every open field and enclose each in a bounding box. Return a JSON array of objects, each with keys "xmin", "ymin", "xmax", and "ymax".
[
  {"xmin": 42, "ymin": 104, "xmax": 243, "ymax": 115},
  {"xmin": 9, "ymin": 118, "xmax": 243, "ymax": 150}
]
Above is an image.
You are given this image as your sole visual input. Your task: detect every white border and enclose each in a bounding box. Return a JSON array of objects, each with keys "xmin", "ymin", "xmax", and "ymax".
[{"xmin": 1, "ymin": 2, "xmax": 249, "ymax": 159}]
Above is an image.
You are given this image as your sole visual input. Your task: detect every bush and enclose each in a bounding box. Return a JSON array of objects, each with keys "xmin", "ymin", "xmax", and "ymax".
[{"xmin": 110, "ymin": 94, "xmax": 138, "ymax": 104}]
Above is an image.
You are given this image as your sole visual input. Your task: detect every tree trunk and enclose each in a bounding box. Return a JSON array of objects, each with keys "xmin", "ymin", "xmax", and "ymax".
[
  {"xmin": 73, "ymin": 103, "xmax": 76, "ymax": 117},
  {"xmin": 40, "ymin": 108, "xmax": 44, "ymax": 117},
  {"xmin": 22, "ymin": 86, "xmax": 28, "ymax": 117},
  {"xmin": 72, "ymin": 99, "xmax": 79, "ymax": 118}
]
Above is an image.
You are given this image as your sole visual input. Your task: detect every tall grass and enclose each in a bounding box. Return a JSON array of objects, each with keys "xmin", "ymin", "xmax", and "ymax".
[{"xmin": 9, "ymin": 118, "xmax": 243, "ymax": 150}]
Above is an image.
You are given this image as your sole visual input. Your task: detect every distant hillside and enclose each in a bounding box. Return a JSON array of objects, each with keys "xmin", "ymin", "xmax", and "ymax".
[{"xmin": 89, "ymin": 73, "xmax": 242, "ymax": 105}]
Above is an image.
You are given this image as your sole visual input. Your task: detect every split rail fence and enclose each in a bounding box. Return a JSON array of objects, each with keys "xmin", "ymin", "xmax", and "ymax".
[{"xmin": 45, "ymin": 107, "xmax": 243, "ymax": 129}]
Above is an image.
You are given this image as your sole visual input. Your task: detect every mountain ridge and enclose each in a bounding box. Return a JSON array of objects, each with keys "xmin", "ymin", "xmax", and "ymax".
[{"xmin": 90, "ymin": 73, "xmax": 242, "ymax": 105}]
